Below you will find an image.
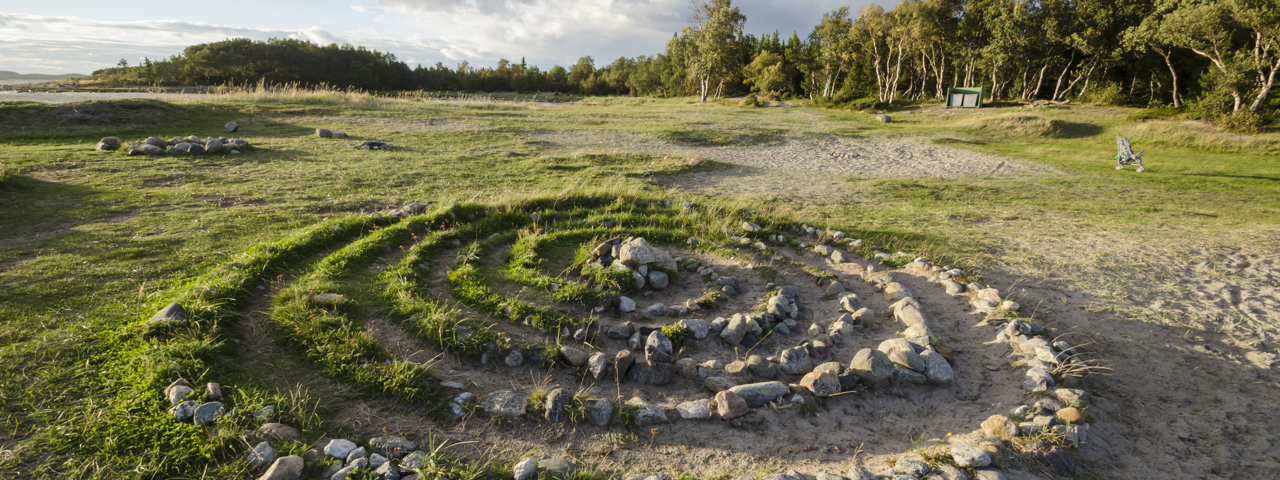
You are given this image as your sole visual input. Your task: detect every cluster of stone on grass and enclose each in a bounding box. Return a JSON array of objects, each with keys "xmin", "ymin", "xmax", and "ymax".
[{"xmin": 93, "ymin": 121, "xmax": 249, "ymax": 155}]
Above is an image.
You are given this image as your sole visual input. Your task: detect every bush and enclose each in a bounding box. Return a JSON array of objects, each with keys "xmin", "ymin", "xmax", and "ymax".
[
  {"xmin": 1128, "ymin": 106, "xmax": 1185, "ymax": 121},
  {"xmin": 1078, "ymin": 82, "xmax": 1127, "ymax": 106},
  {"xmin": 1218, "ymin": 111, "xmax": 1268, "ymax": 134},
  {"xmin": 847, "ymin": 97, "xmax": 881, "ymax": 111},
  {"xmin": 740, "ymin": 94, "xmax": 759, "ymax": 107}
]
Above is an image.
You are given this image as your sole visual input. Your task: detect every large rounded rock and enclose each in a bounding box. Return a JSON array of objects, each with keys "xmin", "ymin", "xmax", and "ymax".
[
  {"xmin": 626, "ymin": 397, "xmax": 668, "ymax": 425},
  {"xmin": 316, "ymin": 128, "xmax": 332, "ymax": 138},
  {"xmin": 588, "ymin": 352, "xmax": 608, "ymax": 380},
  {"xmin": 225, "ymin": 121, "xmax": 239, "ymax": 133},
  {"xmin": 800, "ymin": 371, "xmax": 840, "ymax": 397},
  {"xmin": 720, "ymin": 313, "xmax": 748, "ymax": 345},
  {"xmin": 618, "ymin": 238, "xmax": 658, "ymax": 266},
  {"xmin": 95, "ymin": 137, "xmax": 121, "ymax": 151},
  {"xmin": 778, "ymin": 346, "xmax": 811, "ymax": 375},
  {"xmin": 715, "ymin": 390, "xmax": 749, "ymax": 420},
  {"xmin": 257, "ymin": 455, "xmax": 303, "ymax": 480},
  {"xmin": 645, "ymin": 331, "xmax": 673, "ymax": 359},
  {"xmin": 324, "ymin": 439, "xmax": 357, "ymax": 458},
  {"xmin": 589, "ymin": 399, "xmax": 612, "ymax": 426},
  {"xmin": 143, "ymin": 137, "xmax": 166, "ymax": 148},
  {"xmin": 746, "ymin": 355, "xmax": 777, "ymax": 379},
  {"xmin": 874, "ymin": 114, "xmax": 892, "ymax": 123},
  {"xmin": 255, "ymin": 423, "xmax": 300, "ymax": 442},
  {"xmin": 544, "ymin": 388, "xmax": 572, "ymax": 422},
  {"xmin": 536, "ymin": 459, "xmax": 579, "ymax": 480},
  {"xmin": 813, "ymin": 362, "xmax": 859, "ymax": 392},
  {"xmin": 481, "ymin": 389, "xmax": 527, "ymax": 416},
  {"xmin": 886, "ymin": 346, "xmax": 926, "ymax": 372},
  {"xmin": 981, "ymin": 415, "xmax": 1018, "ymax": 440},
  {"xmin": 247, "ymin": 441, "xmax": 277, "ymax": 467},
  {"xmin": 559, "ymin": 346, "xmax": 588, "ymax": 366},
  {"xmin": 514, "ymin": 459, "xmax": 537, "ymax": 480},
  {"xmin": 625, "ymin": 360, "xmax": 673, "ymax": 385},
  {"xmin": 193, "ymin": 402, "xmax": 224, "ymax": 425},
  {"xmin": 951, "ymin": 445, "xmax": 992, "ymax": 467},
  {"xmin": 647, "ymin": 271, "xmax": 669, "ymax": 289},
  {"xmin": 920, "ymin": 349, "xmax": 953, "ymax": 383},
  {"xmin": 849, "ymin": 348, "xmax": 893, "ymax": 383},
  {"xmin": 680, "ymin": 318, "xmax": 709, "ymax": 339},
  {"xmin": 838, "ymin": 293, "xmax": 860, "ymax": 312},
  {"xmin": 727, "ymin": 381, "xmax": 788, "ymax": 408}
]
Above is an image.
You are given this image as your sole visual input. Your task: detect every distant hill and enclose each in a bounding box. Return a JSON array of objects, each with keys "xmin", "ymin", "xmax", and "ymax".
[{"xmin": 0, "ymin": 71, "xmax": 87, "ymax": 85}]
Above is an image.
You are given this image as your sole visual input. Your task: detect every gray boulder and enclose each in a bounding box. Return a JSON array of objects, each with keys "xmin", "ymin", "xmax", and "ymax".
[
  {"xmin": 849, "ymin": 348, "xmax": 893, "ymax": 384},
  {"xmin": 258, "ymin": 455, "xmax": 304, "ymax": 480},
  {"xmin": 626, "ymin": 397, "xmax": 668, "ymax": 425},
  {"xmin": 920, "ymin": 349, "xmax": 954, "ymax": 383},
  {"xmin": 644, "ymin": 303, "xmax": 668, "ymax": 317},
  {"xmin": 778, "ymin": 346, "xmax": 811, "ymax": 375},
  {"xmin": 481, "ymin": 389, "xmax": 527, "ymax": 416},
  {"xmin": 514, "ymin": 459, "xmax": 537, "ymax": 480},
  {"xmin": 247, "ymin": 441, "xmax": 277, "ymax": 467},
  {"xmin": 619, "ymin": 238, "xmax": 658, "ymax": 266},
  {"xmin": 559, "ymin": 346, "xmax": 588, "ymax": 366},
  {"xmin": 720, "ymin": 313, "xmax": 747, "ymax": 344},
  {"xmin": 647, "ymin": 271, "xmax": 669, "ymax": 289},
  {"xmin": 317, "ymin": 128, "xmax": 332, "ymax": 138},
  {"xmin": 618, "ymin": 296, "xmax": 637, "ymax": 313},
  {"xmin": 875, "ymin": 114, "xmax": 892, "ymax": 123},
  {"xmin": 625, "ymin": 360, "xmax": 673, "ymax": 385},
  {"xmin": 95, "ymin": 137, "xmax": 121, "ymax": 150},
  {"xmin": 728, "ymin": 381, "xmax": 789, "ymax": 407},
  {"xmin": 193, "ymin": 402, "xmax": 223, "ymax": 425},
  {"xmin": 588, "ymin": 352, "xmax": 608, "ymax": 380},
  {"xmin": 544, "ymin": 388, "xmax": 572, "ymax": 422},
  {"xmin": 225, "ymin": 121, "xmax": 239, "ymax": 133},
  {"xmin": 589, "ymin": 399, "xmax": 613, "ymax": 426},
  {"xmin": 680, "ymin": 318, "xmax": 709, "ymax": 339}
]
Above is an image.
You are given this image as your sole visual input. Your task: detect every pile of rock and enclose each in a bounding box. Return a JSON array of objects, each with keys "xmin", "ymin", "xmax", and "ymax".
[
  {"xmin": 315, "ymin": 128, "xmax": 347, "ymax": 139},
  {"xmin": 95, "ymin": 135, "xmax": 250, "ymax": 156},
  {"xmin": 163, "ymin": 378, "xmax": 226, "ymax": 425}
]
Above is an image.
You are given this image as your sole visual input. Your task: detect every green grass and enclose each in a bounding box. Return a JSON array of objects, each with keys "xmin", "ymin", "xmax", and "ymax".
[{"xmin": 1, "ymin": 91, "xmax": 1277, "ymax": 479}]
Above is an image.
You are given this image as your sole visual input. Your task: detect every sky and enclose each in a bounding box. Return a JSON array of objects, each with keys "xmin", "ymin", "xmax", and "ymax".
[{"xmin": 0, "ymin": 0, "xmax": 873, "ymax": 74}]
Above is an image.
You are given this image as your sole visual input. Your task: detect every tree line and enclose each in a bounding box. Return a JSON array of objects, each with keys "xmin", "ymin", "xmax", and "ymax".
[{"xmin": 94, "ymin": 0, "xmax": 1278, "ymax": 117}]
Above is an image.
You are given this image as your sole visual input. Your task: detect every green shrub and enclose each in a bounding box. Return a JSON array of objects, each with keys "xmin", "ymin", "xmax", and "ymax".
[
  {"xmin": 1218, "ymin": 111, "xmax": 1268, "ymax": 134},
  {"xmin": 847, "ymin": 97, "xmax": 881, "ymax": 111},
  {"xmin": 1128, "ymin": 106, "xmax": 1185, "ymax": 121},
  {"xmin": 740, "ymin": 94, "xmax": 760, "ymax": 107}
]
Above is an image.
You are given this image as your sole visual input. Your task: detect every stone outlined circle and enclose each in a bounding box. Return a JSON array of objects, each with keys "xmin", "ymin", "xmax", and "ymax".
[{"xmin": 143, "ymin": 194, "xmax": 1098, "ymax": 479}]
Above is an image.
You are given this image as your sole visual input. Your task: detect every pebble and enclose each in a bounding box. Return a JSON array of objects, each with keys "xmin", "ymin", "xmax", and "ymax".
[
  {"xmin": 451, "ymin": 392, "xmax": 474, "ymax": 416},
  {"xmin": 193, "ymin": 402, "xmax": 224, "ymax": 425},
  {"xmin": 676, "ymin": 399, "xmax": 712, "ymax": 419},
  {"xmin": 715, "ymin": 390, "xmax": 749, "ymax": 419},
  {"xmin": 951, "ymin": 444, "xmax": 992, "ymax": 467},
  {"xmin": 894, "ymin": 458, "xmax": 929, "ymax": 477},
  {"xmin": 257, "ymin": 455, "xmax": 304, "ymax": 480},
  {"xmin": 505, "ymin": 350, "xmax": 523, "ymax": 367},
  {"xmin": 514, "ymin": 459, "xmax": 538, "ymax": 480},
  {"xmin": 325, "ymin": 439, "xmax": 357, "ymax": 459},
  {"xmin": 247, "ymin": 441, "xmax": 277, "ymax": 467},
  {"xmin": 169, "ymin": 400, "xmax": 197, "ymax": 421}
]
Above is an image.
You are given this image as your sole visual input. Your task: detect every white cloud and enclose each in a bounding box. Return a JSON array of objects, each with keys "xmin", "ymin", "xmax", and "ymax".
[{"xmin": 0, "ymin": 1, "xmax": 873, "ymax": 74}]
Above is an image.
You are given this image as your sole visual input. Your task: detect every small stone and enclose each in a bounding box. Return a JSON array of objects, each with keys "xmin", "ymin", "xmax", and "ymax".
[
  {"xmin": 225, "ymin": 121, "xmax": 239, "ymax": 133},
  {"xmin": 1025, "ymin": 367, "xmax": 1054, "ymax": 392},
  {"xmin": 205, "ymin": 383, "xmax": 222, "ymax": 401},
  {"xmin": 248, "ymin": 441, "xmax": 277, "ymax": 467},
  {"xmin": 606, "ymin": 322, "xmax": 636, "ymax": 339},
  {"xmin": 849, "ymin": 348, "xmax": 893, "ymax": 383},
  {"xmin": 715, "ymin": 390, "xmax": 749, "ymax": 419},
  {"xmin": 742, "ymin": 222, "xmax": 762, "ymax": 232},
  {"xmin": 647, "ymin": 271, "xmax": 669, "ymax": 289},
  {"xmin": 1056, "ymin": 407, "xmax": 1083, "ymax": 424},
  {"xmin": 324, "ymin": 439, "xmax": 357, "ymax": 459},
  {"xmin": 615, "ymin": 350, "xmax": 637, "ymax": 377},
  {"xmin": 618, "ymin": 296, "xmax": 637, "ymax": 313},
  {"xmin": 943, "ymin": 280, "xmax": 964, "ymax": 294},
  {"xmin": 846, "ymin": 467, "xmax": 879, "ymax": 480},
  {"xmin": 887, "ymin": 347, "xmax": 926, "ymax": 372},
  {"xmin": 332, "ymin": 131, "xmax": 346, "ymax": 139},
  {"xmin": 625, "ymin": 360, "xmax": 674, "ymax": 385},
  {"xmin": 559, "ymin": 346, "xmax": 588, "ymax": 366},
  {"xmin": 676, "ymin": 399, "xmax": 711, "ymax": 419},
  {"xmin": 675, "ymin": 358, "xmax": 699, "ymax": 379},
  {"xmin": 799, "ymin": 371, "xmax": 840, "ymax": 396},
  {"xmin": 680, "ymin": 318, "xmax": 709, "ymax": 339},
  {"xmin": 1053, "ymin": 388, "xmax": 1089, "ymax": 406},
  {"xmin": 451, "ymin": 392, "xmax": 474, "ymax": 416},
  {"xmin": 544, "ymin": 388, "xmax": 572, "ymax": 422},
  {"xmin": 644, "ymin": 303, "xmax": 668, "ymax": 317},
  {"xmin": 981, "ymin": 415, "xmax": 1018, "ymax": 439},
  {"xmin": 536, "ymin": 459, "xmax": 579, "ymax": 480},
  {"xmin": 193, "ymin": 402, "xmax": 224, "ymax": 425},
  {"xmin": 894, "ymin": 458, "xmax": 929, "ymax": 477},
  {"xmin": 920, "ymin": 350, "xmax": 953, "ymax": 383},
  {"xmin": 345, "ymin": 446, "xmax": 367, "ymax": 465},
  {"xmin": 256, "ymin": 423, "xmax": 300, "ymax": 442},
  {"xmin": 373, "ymin": 460, "xmax": 400, "ymax": 480},
  {"xmin": 838, "ymin": 294, "xmax": 860, "ymax": 312},
  {"xmin": 150, "ymin": 302, "xmax": 188, "ymax": 324},
  {"xmin": 505, "ymin": 350, "xmax": 523, "ymax": 367},
  {"xmin": 628, "ymin": 331, "xmax": 644, "ymax": 350},
  {"xmin": 824, "ymin": 281, "xmax": 846, "ymax": 295},
  {"xmin": 166, "ymin": 385, "xmax": 194, "ymax": 406},
  {"xmin": 514, "ymin": 459, "xmax": 538, "ymax": 480},
  {"xmin": 169, "ymin": 400, "xmax": 197, "ymax": 421},
  {"xmin": 317, "ymin": 128, "xmax": 332, "ymax": 138},
  {"xmin": 589, "ymin": 399, "xmax": 613, "ymax": 426},
  {"xmin": 95, "ymin": 136, "xmax": 122, "ymax": 151},
  {"xmin": 626, "ymin": 397, "xmax": 668, "ymax": 425},
  {"xmin": 745, "ymin": 355, "xmax": 777, "ymax": 379},
  {"xmin": 778, "ymin": 346, "xmax": 811, "ymax": 375},
  {"xmin": 951, "ymin": 445, "xmax": 992, "ymax": 468},
  {"xmin": 588, "ymin": 352, "xmax": 608, "ymax": 380},
  {"xmin": 257, "ymin": 455, "xmax": 304, "ymax": 480},
  {"xmin": 704, "ymin": 376, "xmax": 736, "ymax": 392},
  {"xmin": 481, "ymin": 389, "xmax": 527, "ymax": 416},
  {"xmin": 727, "ymin": 381, "xmax": 789, "ymax": 407}
]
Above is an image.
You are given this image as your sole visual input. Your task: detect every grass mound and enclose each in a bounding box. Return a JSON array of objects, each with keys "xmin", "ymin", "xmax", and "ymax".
[{"xmin": 956, "ymin": 113, "xmax": 1102, "ymax": 139}]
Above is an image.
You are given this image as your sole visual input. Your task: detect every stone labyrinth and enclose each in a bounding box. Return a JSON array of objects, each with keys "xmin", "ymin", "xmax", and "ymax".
[{"xmin": 145, "ymin": 194, "xmax": 1099, "ymax": 480}]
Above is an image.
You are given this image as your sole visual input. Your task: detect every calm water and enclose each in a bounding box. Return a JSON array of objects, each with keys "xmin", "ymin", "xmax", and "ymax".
[{"xmin": 0, "ymin": 91, "xmax": 206, "ymax": 103}]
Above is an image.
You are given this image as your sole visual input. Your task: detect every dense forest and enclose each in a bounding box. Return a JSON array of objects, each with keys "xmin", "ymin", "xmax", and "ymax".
[{"xmin": 93, "ymin": 0, "xmax": 1278, "ymax": 120}]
